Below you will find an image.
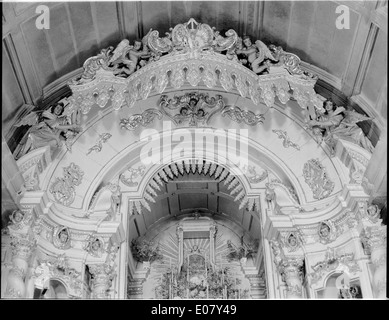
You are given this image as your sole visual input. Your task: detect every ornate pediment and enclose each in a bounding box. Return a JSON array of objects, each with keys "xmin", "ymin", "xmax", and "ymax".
[{"xmin": 67, "ymin": 18, "xmax": 321, "ymax": 116}]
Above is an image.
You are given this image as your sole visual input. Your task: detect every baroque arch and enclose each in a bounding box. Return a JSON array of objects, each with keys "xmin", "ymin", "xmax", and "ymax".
[{"xmin": 2, "ymin": 17, "xmax": 386, "ymax": 300}]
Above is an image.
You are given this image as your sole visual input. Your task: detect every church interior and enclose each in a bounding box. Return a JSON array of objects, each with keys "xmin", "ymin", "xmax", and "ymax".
[{"xmin": 1, "ymin": 0, "xmax": 387, "ymax": 300}]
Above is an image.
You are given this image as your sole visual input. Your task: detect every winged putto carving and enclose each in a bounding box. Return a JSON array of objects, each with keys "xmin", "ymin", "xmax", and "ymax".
[
  {"xmin": 159, "ymin": 92, "xmax": 224, "ymax": 127},
  {"xmin": 69, "ymin": 18, "xmax": 314, "ymax": 84},
  {"xmin": 307, "ymin": 99, "xmax": 374, "ymax": 155},
  {"xmin": 13, "ymin": 101, "xmax": 82, "ymax": 160}
]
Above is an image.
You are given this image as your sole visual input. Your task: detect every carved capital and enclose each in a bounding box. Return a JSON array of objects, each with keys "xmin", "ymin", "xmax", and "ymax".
[
  {"xmin": 278, "ymin": 258, "xmax": 304, "ymax": 283},
  {"xmin": 89, "ymin": 263, "xmax": 116, "ymax": 298},
  {"xmin": 89, "ymin": 263, "xmax": 116, "ymax": 286},
  {"xmin": 363, "ymin": 225, "xmax": 387, "ymax": 252},
  {"xmin": 10, "ymin": 235, "xmax": 36, "ymax": 261}
]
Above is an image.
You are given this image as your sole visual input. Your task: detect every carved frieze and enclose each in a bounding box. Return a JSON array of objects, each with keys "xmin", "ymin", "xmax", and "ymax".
[
  {"xmin": 303, "ymin": 159, "xmax": 334, "ymax": 200},
  {"xmin": 69, "ymin": 18, "xmax": 318, "ymax": 115},
  {"xmin": 159, "ymin": 92, "xmax": 224, "ymax": 127}
]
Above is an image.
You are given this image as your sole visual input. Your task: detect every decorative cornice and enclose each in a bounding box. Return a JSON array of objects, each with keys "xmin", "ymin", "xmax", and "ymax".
[
  {"xmin": 68, "ymin": 18, "xmax": 319, "ymax": 115},
  {"xmin": 272, "ymin": 129, "xmax": 300, "ymax": 151},
  {"xmin": 159, "ymin": 92, "xmax": 224, "ymax": 127}
]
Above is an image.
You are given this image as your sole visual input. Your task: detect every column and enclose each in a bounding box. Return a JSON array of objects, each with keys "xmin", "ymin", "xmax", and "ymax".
[
  {"xmin": 209, "ymin": 224, "xmax": 217, "ymax": 266},
  {"xmin": 364, "ymin": 225, "xmax": 387, "ymax": 298},
  {"xmin": 5, "ymin": 235, "xmax": 36, "ymax": 298},
  {"xmin": 278, "ymin": 258, "xmax": 304, "ymax": 299},
  {"xmin": 88, "ymin": 263, "xmax": 116, "ymax": 299},
  {"xmin": 176, "ymin": 225, "xmax": 184, "ymax": 270}
]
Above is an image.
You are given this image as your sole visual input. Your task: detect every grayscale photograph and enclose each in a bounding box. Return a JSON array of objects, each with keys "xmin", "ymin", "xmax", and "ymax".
[{"xmin": 1, "ymin": 0, "xmax": 387, "ymax": 302}]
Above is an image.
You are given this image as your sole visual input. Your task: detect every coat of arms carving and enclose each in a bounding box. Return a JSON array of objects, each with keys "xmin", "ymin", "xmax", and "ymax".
[{"xmin": 303, "ymin": 159, "xmax": 334, "ymax": 200}]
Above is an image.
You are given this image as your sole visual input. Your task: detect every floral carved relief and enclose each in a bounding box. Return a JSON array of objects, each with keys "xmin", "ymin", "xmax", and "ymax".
[
  {"xmin": 120, "ymin": 109, "xmax": 163, "ymax": 131},
  {"xmin": 49, "ymin": 163, "xmax": 84, "ymax": 206},
  {"xmin": 303, "ymin": 159, "xmax": 334, "ymax": 200}
]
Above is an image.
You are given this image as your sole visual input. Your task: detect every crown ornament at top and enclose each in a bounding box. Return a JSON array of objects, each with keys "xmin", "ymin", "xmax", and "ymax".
[
  {"xmin": 68, "ymin": 18, "xmax": 320, "ymax": 115},
  {"xmin": 70, "ymin": 18, "xmax": 314, "ymax": 85}
]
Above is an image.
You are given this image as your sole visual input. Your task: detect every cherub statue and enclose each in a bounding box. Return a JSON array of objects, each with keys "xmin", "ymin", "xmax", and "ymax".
[
  {"xmin": 53, "ymin": 226, "xmax": 71, "ymax": 250},
  {"xmin": 109, "ymin": 37, "xmax": 151, "ymax": 77},
  {"xmin": 10, "ymin": 209, "xmax": 24, "ymax": 224},
  {"xmin": 13, "ymin": 102, "xmax": 82, "ymax": 160},
  {"xmin": 84, "ymin": 235, "xmax": 105, "ymax": 258},
  {"xmin": 307, "ymin": 99, "xmax": 374, "ymax": 155},
  {"xmin": 236, "ymin": 36, "xmax": 278, "ymax": 74}
]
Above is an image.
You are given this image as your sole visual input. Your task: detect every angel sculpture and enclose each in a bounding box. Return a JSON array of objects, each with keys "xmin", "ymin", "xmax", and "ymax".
[
  {"xmin": 236, "ymin": 36, "xmax": 278, "ymax": 74},
  {"xmin": 308, "ymin": 99, "xmax": 374, "ymax": 155},
  {"xmin": 13, "ymin": 102, "xmax": 82, "ymax": 160},
  {"xmin": 109, "ymin": 36, "xmax": 151, "ymax": 77}
]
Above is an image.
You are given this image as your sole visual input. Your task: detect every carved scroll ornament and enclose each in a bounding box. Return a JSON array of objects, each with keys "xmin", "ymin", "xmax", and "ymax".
[
  {"xmin": 159, "ymin": 92, "xmax": 224, "ymax": 126},
  {"xmin": 303, "ymin": 159, "xmax": 334, "ymax": 200},
  {"xmin": 49, "ymin": 162, "xmax": 84, "ymax": 206},
  {"xmin": 68, "ymin": 18, "xmax": 319, "ymax": 115}
]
